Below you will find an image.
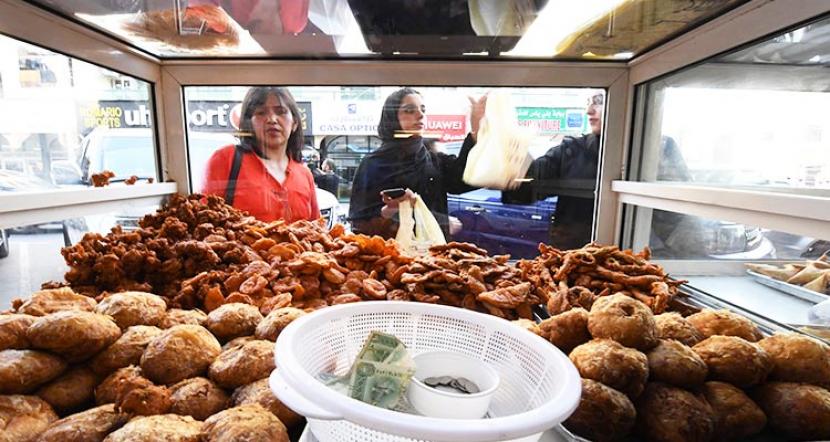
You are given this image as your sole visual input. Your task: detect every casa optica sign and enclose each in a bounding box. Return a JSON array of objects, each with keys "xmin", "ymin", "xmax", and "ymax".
[{"xmin": 516, "ymin": 107, "xmax": 586, "ymax": 135}]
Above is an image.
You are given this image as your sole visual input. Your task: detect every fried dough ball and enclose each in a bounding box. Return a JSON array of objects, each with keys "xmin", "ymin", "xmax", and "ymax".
[
  {"xmin": 205, "ymin": 303, "xmax": 263, "ymax": 342},
  {"xmin": 140, "ymin": 325, "xmax": 221, "ymax": 385},
  {"xmin": 102, "ymin": 414, "xmax": 202, "ymax": 442},
  {"xmin": 209, "ymin": 339, "xmax": 275, "ymax": 389},
  {"xmin": 36, "ymin": 366, "xmax": 98, "ymax": 413},
  {"xmin": 254, "ymin": 307, "xmax": 305, "ymax": 342},
  {"xmin": 115, "ymin": 376, "xmax": 171, "ymax": 416},
  {"xmin": 539, "ymin": 308, "xmax": 590, "ymax": 354},
  {"xmin": 754, "ymin": 382, "xmax": 830, "ymax": 441},
  {"xmin": 636, "ymin": 383, "xmax": 714, "ymax": 442},
  {"xmin": 169, "ymin": 377, "xmax": 229, "ymax": 421},
  {"xmin": 693, "ymin": 336, "xmax": 771, "ymax": 387},
  {"xmin": 36, "ymin": 404, "xmax": 128, "ymax": 442},
  {"xmin": 570, "ymin": 339, "xmax": 649, "ymax": 399},
  {"xmin": 15, "ymin": 287, "xmax": 96, "ymax": 317},
  {"xmin": 91, "ymin": 326, "xmax": 164, "ymax": 375},
  {"xmin": 95, "ymin": 366, "xmax": 144, "ymax": 405},
  {"xmin": 562, "ymin": 378, "xmax": 635, "ymax": 442},
  {"xmin": 0, "ymin": 314, "xmax": 36, "ymax": 350},
  {"xmin": 232, "ymin": 377, "xmax": 303, "ymax": 429},
  {"xmin": 159, "ymin": 309, "xmax": 207, "ymax": 329},
  {"xmin": 95, "ymin": 292, "xmax": 167, "ymax": 330},
  {"xmin": 654, "ymin": 312, "xmax": 703, "ymax": 347},
  {"xmin": 222, "ymin": 336, "xmax": 257, "ymax": 351},
  {"xmin": 758, "ymin": 332, "xmax": 830, "ymax": 386},
  {"xmin": 512, "ymin": 319, "xmax": 541, "ymax": 336},
  {"xmin": 646, "ymin": 340, "xmax": 708, "ymax": 389},
  {"xmin": 27, "ymin": 311, "xmax": 121, "ymax": 363},
  {"xmin": 0, "ymin": 395, "xmax": 58, "ymax": 442},
  {"xmin": 701, "ymin": 381, "xmax": 766, "ymax": 442},
  {"xmin": 0, "ymin": 349, "xmax": 67, "ymax": 394},
  {"xmin": 686, "ymin": 309, "xmax": 762, "ymax": 342},
  {"xmin": 203, "ymin": 404, "xmax": 289, "ymax": 442},
  {"xmin": 588, "ymin": 294, "xmax": 658, "ymax": 350}
]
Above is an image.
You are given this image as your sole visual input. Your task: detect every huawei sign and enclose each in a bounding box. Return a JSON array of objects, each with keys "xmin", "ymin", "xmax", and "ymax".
[{"xmin": 425, "ymin": 115, "xmax": 467, "ymax": 141}]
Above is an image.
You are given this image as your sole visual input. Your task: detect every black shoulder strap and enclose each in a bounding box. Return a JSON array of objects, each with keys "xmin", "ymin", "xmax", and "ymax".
[{"xmin": 225, "ymin": 145, "xmax": 244, "ymax": 205}]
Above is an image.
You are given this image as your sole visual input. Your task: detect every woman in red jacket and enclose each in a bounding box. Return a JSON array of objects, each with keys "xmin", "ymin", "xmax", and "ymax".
[{"xmin": 202, "ymin": 87, "xmax": 319, "ymax": 223}]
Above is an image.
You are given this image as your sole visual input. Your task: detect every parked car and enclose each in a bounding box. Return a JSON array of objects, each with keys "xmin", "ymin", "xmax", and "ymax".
[{"xmin": 50, "ymin": 160, "xmax": 83, "ymax": 185}]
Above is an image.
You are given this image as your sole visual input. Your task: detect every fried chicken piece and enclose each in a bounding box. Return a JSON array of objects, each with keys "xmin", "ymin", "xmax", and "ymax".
[
  {"xmin": 0, "ymin": 395, "xmax": 58, "ymax": 442},
  {"xmin": 754, "ymin": 382, "xmax": 830, "ymax": 441},
  {"xmin": 204, "ymin": 303, "xmax": 263, "ymax": 342},
  {"xmin": 203, "ymin": 404, "xmax": 289, "ymax": 442},
  {"xmin": 693, "ymin": 336, "xmax": 772, "ymax": 388},
  {"xmin": 102, "ymin": 414, "xmax": 202, "ymax": 442},
  {"xmin": 636, "ymin": 383, "xmax": 714, "ymax": 442},
  {"xmin": 140, "ymin": 325, "xmax": 221, "ymax": 385},
  {"xmin": 512, "ymin": 318, "xmax": 542, "ymax": 336},
  {"xmin": 0, "ymin": 314, "xmax": 36, "ymax": 350},
  {"xmin": 588, "ymin": 293, "xmax": 658, "ymax": 350},
  {"xmin": 37, "ymin": 404, "xmax": 129, "ymax": 442},
  {"xmin": 255, "ymin": 307, "xmax": 305, "ymax": 342},
  {"xmin": 209, "ymin": 339, "xmax": 275, "ymax": 390},
  {"xmin": 0, "ymin": 349, "xmax": 67, "ymax": 394},
  {"xmin": 95, "ymin": 292, "xmax": 167, "ymax": 330},
  {"xmin": 36, "ymin": 366, "xmax": 98, "ymax": 414},
  {"xmin": 570, "ymin": 339, "xmax": 649, "ymax": 399},
  {"xmin": 159, "ymin": 309, "xmax": 208, "ymax": 329},
  {"xmin": 169, "ymin": 377, "xmax": 229, "ymax": 421},
  {"xmin": 563, "ymin": 378, "xmax": 635, "ymax": 442},
  {"xmin": 26, "ymin": 311, "xmax": 121, "ymax": 363},
  {"xmin": 539, "ymin": 308, "xmax": 590, "ymax": 354},
  {"xmin": 232, "ymin": 377, "xmax": 303, "ymax": 429},
  {"xmin": 91, "ymin": 325, "xmax": 164, "ymax": 375},
  {"xmin": 14, "ymin": 287, "xmax": 96, "ymax": 317},
  {"xmin": 701, "ymin": 381, "xmax": 766, "ymax": 442},
  {"xmin": 758, "ymin": 332, "xmax": 830, "ymax": 386},
  {"xmin": 653, "ymin": 312, "xmax": 703, "ymax": 347},
  {"xmin": 646, "ymin": 339, "xmax": 707, "ymax": 389},
  {"xmin": 686, "ymin": 309, "xmax": 762, "ymax": 342},
  {"xmin": 476, "ymin": 282, "xmax": 531, "ymax": 309}
]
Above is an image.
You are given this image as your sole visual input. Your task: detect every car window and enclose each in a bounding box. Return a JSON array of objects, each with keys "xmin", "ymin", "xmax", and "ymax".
[{"xmin": 100, "ymin": 136, "xmax": 157, "ymax": 179}]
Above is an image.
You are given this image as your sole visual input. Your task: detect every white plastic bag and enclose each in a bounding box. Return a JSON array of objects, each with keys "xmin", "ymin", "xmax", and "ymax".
[
  {"xmin": 395, "ymin": 195, "xmax": 446, "ymax": 254},
  {"xmin": 463, "ymin": 91, "xmax": 534, "ymax": 190}
]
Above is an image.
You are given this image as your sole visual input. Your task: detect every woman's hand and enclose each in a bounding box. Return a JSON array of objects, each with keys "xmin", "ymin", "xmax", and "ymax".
[
  {"xmin": 380, "ymin": 188, "xmax": 416, "ymax": 218},
  {"xmin": 468, "ymin": 94, "xmax": 488, "ymax": 141}
]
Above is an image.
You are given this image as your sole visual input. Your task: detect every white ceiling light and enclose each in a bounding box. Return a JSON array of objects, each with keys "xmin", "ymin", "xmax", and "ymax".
[{"xmin": 809, "ymin": 55, "xmax": 821, "ymax": 63}]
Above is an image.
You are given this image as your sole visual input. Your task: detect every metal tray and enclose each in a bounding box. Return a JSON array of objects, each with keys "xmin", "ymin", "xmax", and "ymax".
[{"xmin": 746, "ymin": 270, "xmax": 828, "ymax": 304}]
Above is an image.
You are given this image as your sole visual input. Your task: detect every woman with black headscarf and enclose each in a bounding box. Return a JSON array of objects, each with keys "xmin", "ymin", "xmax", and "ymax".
[{"xmin": 348, "ymin": 87, "xmax": 484, "ymax": 239}]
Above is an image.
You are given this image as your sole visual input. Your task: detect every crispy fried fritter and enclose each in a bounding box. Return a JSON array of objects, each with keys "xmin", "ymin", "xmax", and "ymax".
[
  {"xmin": 169, "ymin": 377, "xmax": 229, "ymax": 421},
  {"xmin": 203, "ymin": 404, "xmax": 288, "ymax": 442},
  {"xmin": 646, "ymin": 340, "xmax": 707, "ymax": 389},
  {"xmin": 204, "ymin": 303, "xmax": 263, "ymax": 342},
  {"xmin": 26, "ymin": 311, "xmax": 121, "ymax": 363},
  {"xmin": 140, "ymin": 325, "xmax": 221, "ymax": 385},
  {"xmin": 95, "ymin": 366, "xmax": 144, "ymax": 405},
  {"xmin": 570, "ymin": 339, "xmax": 649, "ymax": 399},
  {"xmin": 159, "ymin": 309, "xmax": 207, "ymax": 329},
  {"xmin": 512, "ymin": 318, "xmax": 542, "ymax": 336},
  {"xmin": 0, "ymin": 314, "xmax": 36, "ymax": 350},
  {"xmin": 208, "ymin": 340, "xmax": 275, "ymax": 390},
  {"xmin": 95, "ymin": 292, "xmax": 167, "ymax": 330},
  {"xmin": 102, "ymin": 414, "xmax": 202, "ymax": 442},
  {"xmin": 563, "ymin": 378, "xmax": 635, "ymax": 442},
  {"xmin": 754, "ymin": 382, "xmax": 830, "ymax": 441},
  {"xmin": 91, "ymin": 326, "xmax": 164, "ymax": 375},
  {"xmin": 254, "ymin": 307, "xmax": 305, "ymax": 342},
  {"xmin": 539, "ymin": 308, "xmax": 590, "ymax": 354},
  {"xmin": 636, "ymin": 383, "xmax": 714, "ymax": 442},
  {"xmin": 653, "ymin": 312, "xmax": 702, "ymax": 347},
  {"xmin": 37, "ymin": 404, "xmax": 128, "ymax": 442},
  {"xmin": 686, "ymin": 309, "xmax": 762, "ymax": 342},
  {"xmin": 758, "ymin": 332, "xmax": 830, "ymax": 386},
  {"xmin": 36, "ymin": 366, "xmax": 98, "ymax": 413},
  {"xmin": 0, "ymin": 349, "xmax": 66, "ymax": 394},
  {"xmin": 701, "ymin": 381, "xmax": 766, "ymax": 442},
  {"xmin": 693, "ymin": 336, "xmax": 771, "ymax": 388},
  {"xmin": 114, "ymin": 376, "xmax": 171, "ymax": 416},
  {"xmin": 588, "ymin": 294, "xmax": 658, "ymax": 350},
  {"xmin": 232, "ymin": 377, "xmax": 303, "ymax": 430},
  {"xmin": 0, "ymin": 395, "xmax": 58, "ymax": 442},
  {"xmin": 14, "ymin": 287, "xmax": 96, "ymax": 317}
]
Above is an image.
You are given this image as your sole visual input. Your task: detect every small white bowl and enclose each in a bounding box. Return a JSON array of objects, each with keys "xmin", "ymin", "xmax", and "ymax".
[{"xmin": 407, "ymin": 351, "xmax": 500, "ymax": 419}]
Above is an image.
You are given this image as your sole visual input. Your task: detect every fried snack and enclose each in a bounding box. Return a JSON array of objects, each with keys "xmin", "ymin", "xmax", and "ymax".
[
  {"xmin": 91, "ymin": 326, "xmax": 163, "ymax": 376},
  {"xmin": 754, "ymin": 382, "xmax": 830, "ymax": 441},
  {"xmin": 636, "ymin": 383, "xmax": 714, "ymax": 442},
  {"xmin": 203, "ymin": 404, "xmax": 289, "ymax": 442},
  {"xmin": 140, "ymin": 325, "xmax": 221, "ymax": 385},
  {"xmin": 37, "ymin": 404, "xmax": 129, "ymax": 442},
  {"xmin": 14, "ymin": 287, "xmax": 96, "ymax": 317},
  {"xmin": 562, "ymin": 378, "xmax": 635, "ymax": 442},
  {"xmin": 27, "ymin": 311, "xmax": 121, "ymax": 363},
  {"xmin": 0, "ymin": 395, "xmax": 58, "ymax": 442},
  {"xmin": 646, "ymin": 340, "xmax": 707, "ymax": 389},
  {"xmin": 221, "ymin": 336, "xmax": 257, "ymax": 351},
  {"xmin": 693, "ymin": 335, "xmax": 772, "ymax": 388},
  {"xmin": 701, "ymin": 381, "xmax": 766, "ymax": 442},
  {"xmin": 36, "ymin": 366, "xmax": 98, "ymax": 413},
  {"xmin": 204, "ymin": 303, "xmax": 263, "ymax": 342},
  {"xmin": 0, "ymin": 349, "xmax": 67, "ymax": 394},
  {"xmin": 95, "ymin": 292, "xmax": 167, "ymax": 330},
  {"xmin": 0, "ymin": 313, "xmax": 36, "ymax": 350},
  {"xmin": 686, "ymin": 309, "xmax": 762, "ymax": 342},
  {"xmin": 232, "ymin": 377, "xmax": 303, "ymax": 429},
  {"xmin": 209, "ymin": 339, "xmax": 275, "ymax": 389},
  {"xmin": 254, "ymin": 307, "xmax": 305, "ymax": 342},
  {"xmin": 95, "ymin": 366, "xmax": 143, "ymax": 405},
  {"xmin": 169, "ymin": 377, "xmax": 229, "ymax": 421},
  {"xmin": 653, "ymin": 312, "xmax": 703, "ymax": 347},
  {"xmin": 115, "ymin": 378, "xmax": 171, "ymax": 416},
  {"xmin": 91, "ymin": 170, "xmax": 115, "ymax": 187},
  {"xmin": 539, "ymin": 308, "xmax": 590, "ymax": 354},
  {"xmin": 159, "ymin": 309, "xmax": 207, "ymax": 329},
  {"xmin": 758, "ymin": 332, "xmax": 830, "ymax": 386},
  {"xmin": 512, "ymin": 318, "xmax": 542, "ymax": 336},
  {"xmin": 570, "ymin": 339, "xmax": 649, "ymax": 399},
  {"xmin": 102, "ymin": 414, "xmax": 202, "ymax": 442},
  {"xmin": 587, "ymin": 294, "xmax": 658, "ymax": 350}
]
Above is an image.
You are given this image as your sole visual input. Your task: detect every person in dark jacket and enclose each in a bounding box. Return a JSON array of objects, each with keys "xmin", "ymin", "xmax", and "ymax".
[
  {"xmin": 314, "ymin": 158, "xmax": 341, "ymax": 196},
  {"xmin": 349, "ymin": 87, "xmax": 484, "ymax": 239}
]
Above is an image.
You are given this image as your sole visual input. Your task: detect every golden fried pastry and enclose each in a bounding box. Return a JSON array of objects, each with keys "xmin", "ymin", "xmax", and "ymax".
[
  {"xmin": 0, "ymin": 349, "xmax": 66, "ymax": 394},
  {"xmin": 102, "ymin": 414, "xmax": 202, "ymax": 442},
  {"xmin": 539, "ymin": 308, "xmax": 590, "ymax": 354},
  {"xmin": 0, "ymin": 314, "xmax": 36, "ymax": 350},
  {"xmin": 91, "ymin": 326, "xmax": 164, "ymax": 375},
  {"xmin": 646, "ymin": 340, "xmax": 707, "ymax": 389},
  {"xmin": 115, "ymin": 378, "xmax": 171, "ymax": 416},
  {"xmin": 758, "ymin": 332, "xmax": 830, "ymax": 386},
  {"xmin": 254, "ymin": 307, "xmax": 305, "ymax": 342},
  {"xmin": 169, "ymin": 377, "xmax": 229, "ymax": 421},
  {"xmin": 209, "ymin": 339, "xmax": 275, "ymax": 389},
  {"xmin": 204, "ymin": 303, "xmax": 263, "ymax": 342},
  {"xmin": 636, "ymin": 383, "xmax": 714, "ymax": 442},
  {"xmin": 36, "ymin": 366, "xmax": 98, "ymax": 413},
  {"xmin": 693, "ymin": 336, "xmax": 771, "ymax": 387},
  {"xmin": 95, "ymin": 366, "xmax": 144, "ymax": 405},
  {"xmin": 686, "ymin": 309, "xmax": 762, "ymax": 342},
  {"xmin": 232, "ymin": 377, "xmax": 303, "ymax": 429},
  {"xmin": 588, "ymin": 294, "xmax": 658, "ymax": 350},
  {"xmin": 140, "ymin": 325, "xmax": 221, "ymax": 385},
  {"xmin": 95, "ymin": 292, "xmax": 167, "ymax": 330},
  {"xmin": 221, "ymin": 336, "xmax": 257, "ymax": 351},
  {"xmin": 754, "ymin": 382, "xmax": 830, "ymax": 441},
  {"xmin": 15, "ymin": 287, "xmax": 96, "ymax": 317},
  {"xmin": 570, "ymin": 339, "xmax": 649, "ymax": 399},
  {"xmin": 701, "ymin": 381, "xmax": 766, "ymax": 442},
  {"xmin": 562, "ymin": 378, "xmax": 635, "ymax": 442},
  {"xmin": 203, "ymin": 404, "xmax": 289, "ymax": 442},
  {"xmin": 27, "ymin": 311, "xmax": 121, "ymax": 363},
  {"xmin": 512, "ymin": 319, "xmax": 541, "ymax": 336},
  {"xmin": 653, "ymin": 312, "xmax": 703, "ymax": 347},
  {"xmin": 159, "ymin": 309, "xmax": 207, "ymax": 329},
  {"xmin": 0, "ymin": 395, "xmax": 58, "ymax": 442},
  {"xmin": 37, "ymin": 404, "xmax": 128, "ymax": 442}
]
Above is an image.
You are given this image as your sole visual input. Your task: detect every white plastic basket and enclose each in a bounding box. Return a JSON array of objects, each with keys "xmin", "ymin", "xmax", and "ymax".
[{"xmin": 270, "ymin": 301, "xmax": 581, "ymax": 442}]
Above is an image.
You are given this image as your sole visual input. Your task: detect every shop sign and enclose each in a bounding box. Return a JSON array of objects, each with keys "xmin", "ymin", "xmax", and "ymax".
[
  {"xmin": 78, "ymin": 100, "xmax": 152, "ymax": 130},
  {"xmin": 426, "ymin": 115, "xmax": 467, "ymax": 142},
  {"xmin": 313, "ymin": 101, "xmax": 382, "ymax": 136},
  {"xmin": 517, "ymin": 107, "xmax": 585, "ymax": 135}
]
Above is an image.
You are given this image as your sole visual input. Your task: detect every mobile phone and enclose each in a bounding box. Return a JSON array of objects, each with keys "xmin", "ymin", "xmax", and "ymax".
[{"xmin": 381, "ymin": 188, "xmax": 406, "ymax": 199}]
